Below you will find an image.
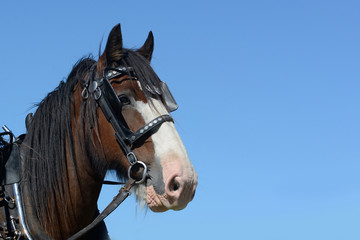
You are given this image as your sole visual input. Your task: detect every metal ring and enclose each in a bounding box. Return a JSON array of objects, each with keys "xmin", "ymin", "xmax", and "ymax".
[
  {"xmin": 82, "ymin": 88, "xmax": 89, "ymax": 99},
  {"xmin": 94, "ymin": 87, "xmax": 102, "ymax": 100},
  {"xmin": 128, "ymin": 161, "xmax": 147, "ymax": 184}
]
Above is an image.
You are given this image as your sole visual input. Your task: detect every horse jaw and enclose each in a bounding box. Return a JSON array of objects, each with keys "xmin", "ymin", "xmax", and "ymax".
[{"xmin": 132, "ymin": 97, "xmax": 197, "ymax": 212}]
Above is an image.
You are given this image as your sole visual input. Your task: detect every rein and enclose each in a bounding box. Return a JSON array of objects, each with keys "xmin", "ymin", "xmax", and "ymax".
[{"xmin": 67, "ymin": 179, "xmax": 135, "ymax": 240}]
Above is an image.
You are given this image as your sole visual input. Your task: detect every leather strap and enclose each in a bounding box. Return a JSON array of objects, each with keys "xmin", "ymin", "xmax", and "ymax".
[
  {"xmin": 127, "ymin": 114, "xmax": 173, "ymax": 146},
  {"xmin": 103, "ymin": 180, "xmax": 124, "ymax": 185},
  {"xmin": 68, "ymin": 179, "xmax": 136, "ymax": 240}
]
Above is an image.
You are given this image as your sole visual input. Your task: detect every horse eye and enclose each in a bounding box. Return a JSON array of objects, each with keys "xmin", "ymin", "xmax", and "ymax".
[{"xmin": 118, "ymin": 95, "xmax": 131, "ymax": 105}]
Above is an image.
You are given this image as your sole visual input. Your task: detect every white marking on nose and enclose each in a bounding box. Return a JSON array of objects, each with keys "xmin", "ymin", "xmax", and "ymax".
[{"xmin": 133, "ymin": 95, "xmax": 195, "ymax": 181}]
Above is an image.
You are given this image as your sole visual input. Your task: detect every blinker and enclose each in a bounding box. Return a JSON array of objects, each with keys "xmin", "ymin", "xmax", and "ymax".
[
  {"xmin": 160, "ymin": 81, "xmax": 178, "ymax": 112},
  {"xmin": 103, "ymin": 66, "xmax": 178, "ymax": 113}
]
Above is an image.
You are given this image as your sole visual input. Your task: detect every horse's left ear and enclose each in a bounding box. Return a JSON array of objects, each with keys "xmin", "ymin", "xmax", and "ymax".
[
  {"xmin": 99, "ymin": 24, "xmax": 123, "ymax": 67},
  {"xmin": 137, "ymin": 31, "xmax": 154, "ymax": 61}
]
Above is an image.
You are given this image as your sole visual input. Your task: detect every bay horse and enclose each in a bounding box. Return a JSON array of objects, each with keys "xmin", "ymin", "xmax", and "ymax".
[{"xmin": 0, "ymin": 24, "xmax": 197, "ymax": 239}]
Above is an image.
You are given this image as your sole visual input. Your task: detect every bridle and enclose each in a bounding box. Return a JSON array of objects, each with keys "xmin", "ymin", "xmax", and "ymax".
[
  {"xmin": 68, "ymin": 64, "xmax": 178, "ymax": 239},
  {"xmin": 82, "ymin": 63, "xmax": 177, "ymax": 183}
]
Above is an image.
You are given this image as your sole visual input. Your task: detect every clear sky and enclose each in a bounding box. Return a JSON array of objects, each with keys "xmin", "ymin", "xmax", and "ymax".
[{"xmin": 1, "ymin": 1, "xmax": 359, "ymax": 240}]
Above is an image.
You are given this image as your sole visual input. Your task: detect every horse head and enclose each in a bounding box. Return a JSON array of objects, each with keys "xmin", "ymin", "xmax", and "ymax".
[{"xmin": 92, "ymin": 24, "xmax": 198, "ymax": 212}]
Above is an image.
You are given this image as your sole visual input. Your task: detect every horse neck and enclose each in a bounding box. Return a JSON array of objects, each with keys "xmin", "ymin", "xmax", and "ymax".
[
  {"xmin": 61, "ymin": 136, "xmax": 105, "ymax": 238},
  {"xmin": 21, "ymin": 132, "xmax": 107, "ymax": 240},
  {"xmin": 20, "ymin": 88, "xmax": 107, "ymax": 239}
]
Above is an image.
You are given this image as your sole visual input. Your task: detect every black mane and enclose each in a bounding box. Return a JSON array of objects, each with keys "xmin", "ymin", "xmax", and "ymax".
[
  {"xmin": 21, "ymin": 57, "xmax": 96, "ymax": 233},
  {"xmin": 117, "ymin": 49, "xmax": 163, "ymax": 99}
]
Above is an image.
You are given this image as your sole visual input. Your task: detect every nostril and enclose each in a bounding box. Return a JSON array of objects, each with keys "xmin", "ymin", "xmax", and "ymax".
[
  {"xmin": 163, "ymin": 173, "xmax": 197, "ymax": 208},
  {"xmin": 166, "ymin": 175, "xmax": 184, "ymax": 198},
  {"xmin": 169, "ymin": 177, "xmax": 181, "ymax": 192}
]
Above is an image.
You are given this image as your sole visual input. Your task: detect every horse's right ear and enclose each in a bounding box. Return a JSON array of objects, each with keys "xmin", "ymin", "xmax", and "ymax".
[
  {"xmin": 137, "ymin": 31, "xmax": 154, "ymax": 61},
  {"xmin": 99, "ymin": 24, "xmax": 123, "ymax": 68}
]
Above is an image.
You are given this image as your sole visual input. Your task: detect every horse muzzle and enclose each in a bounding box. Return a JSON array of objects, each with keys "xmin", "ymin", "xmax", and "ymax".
[{"xmin": 145, "ymin": 159, "xmax": 198, "ymax": 212}]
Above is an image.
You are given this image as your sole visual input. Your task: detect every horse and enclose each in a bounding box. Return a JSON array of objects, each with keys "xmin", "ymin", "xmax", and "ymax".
[{"xmin": 0, "ymin": 24, "xmax": 197, "ymax": 240}]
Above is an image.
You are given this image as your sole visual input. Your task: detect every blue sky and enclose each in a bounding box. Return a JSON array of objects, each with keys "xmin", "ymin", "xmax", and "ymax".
[{"xmin": 1, "ymin": 1, "xmax": 360, "ymax": 239}]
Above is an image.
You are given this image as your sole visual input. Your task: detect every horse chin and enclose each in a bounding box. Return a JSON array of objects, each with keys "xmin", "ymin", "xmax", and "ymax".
[
  {"xmin": 133, "ymin": 179, "xmax": 168, "ymax": 212},
  {"xmin": 145, "ymin": 184, "xmax": 168, "ymax": 212}
]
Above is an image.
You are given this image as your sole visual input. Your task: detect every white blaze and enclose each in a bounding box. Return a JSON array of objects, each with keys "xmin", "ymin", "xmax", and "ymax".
[
  {"xmin": 132, "ymin": 82, "xmax": 197, "ymax": 210},
  {"xmin": 133, "ymin": 92, "xmax": 195, "ymax": 183},
  {"xmin": 134, "ymin": 98, "xmax": 189, "ymax": 164}
]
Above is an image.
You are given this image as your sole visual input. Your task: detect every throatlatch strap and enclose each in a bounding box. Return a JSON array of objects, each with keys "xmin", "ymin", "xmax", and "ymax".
[{"xmin": 67, "ymin": 179, "xmax": 136, "ymax": 240}]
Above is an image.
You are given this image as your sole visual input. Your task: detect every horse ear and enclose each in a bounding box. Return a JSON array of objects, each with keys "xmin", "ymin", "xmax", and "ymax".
[
  {"xmin": 137, "ymin": 31, "xmax": 154, "ymax": 61},
  {"xmin": 99, "ymin": 24, "xmax": 123, "ymax": 66}
]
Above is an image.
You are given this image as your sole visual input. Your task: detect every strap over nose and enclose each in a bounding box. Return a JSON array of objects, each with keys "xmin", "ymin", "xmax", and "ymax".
[{"xmin": 127, "ymin": 114, "xmax": 174, "ymax": 146}]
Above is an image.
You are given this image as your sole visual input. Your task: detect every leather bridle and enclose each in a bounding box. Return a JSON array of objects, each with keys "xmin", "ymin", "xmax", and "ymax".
[
  {"xmin": 82, "ymin": 64, "xmax": 175, "ymax": 183},
  {"xmin": 68, "ymin": 64, "xmax": 177, "ymax": 239}
]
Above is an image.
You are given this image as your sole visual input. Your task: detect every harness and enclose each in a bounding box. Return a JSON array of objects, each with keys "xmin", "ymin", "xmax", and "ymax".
[
  {"xmin": 0, "ymin": 64, "xmax": 178, "ymax": 240},
  {"xmin": 0, "ymin": 127, "xmax": 28, "ymax": 240}
]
